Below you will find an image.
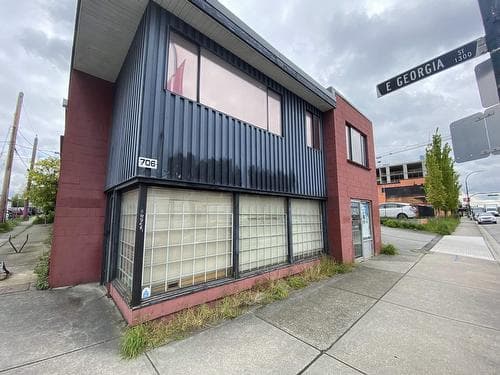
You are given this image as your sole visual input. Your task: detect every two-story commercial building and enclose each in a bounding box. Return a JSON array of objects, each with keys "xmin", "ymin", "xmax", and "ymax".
[{"xmin": 50, "ymin": 0, "xmax": 380, "ymax": 324}]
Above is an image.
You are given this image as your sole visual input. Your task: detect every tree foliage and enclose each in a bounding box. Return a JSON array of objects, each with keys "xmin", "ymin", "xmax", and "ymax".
[
  {"xmin": 424, "ymin": 130, "xmax": 460, "ymax": 216},
  {"xmin": 25, "ymin": 157, "xmax": 60, "ymax": 214}
]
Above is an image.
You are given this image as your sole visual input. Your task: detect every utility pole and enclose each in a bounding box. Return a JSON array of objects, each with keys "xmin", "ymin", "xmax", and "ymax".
[
  {"xmin": 479, "ymin": 0, "xmax": 500, "ymax": 100},
  {"xmin": 23, "ymin": 136, "xmax": 38, "ymax": 220},
  {"xmin": 0, "ymin": 92, "xmax": 24, "ymax": 223}
]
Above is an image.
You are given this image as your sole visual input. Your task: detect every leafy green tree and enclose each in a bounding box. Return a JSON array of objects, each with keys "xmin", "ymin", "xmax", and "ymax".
[
  {"xmin": 424, "ymin": 130, "xmax": 460, "ymax": 216},
  {"xmin": 25, "ymin": 157, "xmax": 60, "ymax": 214}
]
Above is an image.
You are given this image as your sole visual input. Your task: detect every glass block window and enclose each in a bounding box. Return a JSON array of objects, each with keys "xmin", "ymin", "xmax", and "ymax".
[
  {"xmin": 239, "ymin": 195, "xmax": 288, "ymax": 272},
  {"xmin": 116, "ymin": 189, "xmax": 139, "ymax": 293},
  {"xmin": 291, "ymin": 199, "xmax": 324, "ymax": 260},
  {"xmin": 142, "ymin": 188, "xmax": 232, "ymax": 298}
]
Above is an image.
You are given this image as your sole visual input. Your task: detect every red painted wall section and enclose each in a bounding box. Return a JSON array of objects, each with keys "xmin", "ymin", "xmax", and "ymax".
[
  {"xmin": 323, "ymin": 95, "xmax": 381, "ymax": 262},
  {"xmin": 50, "ymin": 69, "xmax": 113, "ymax": 287}
]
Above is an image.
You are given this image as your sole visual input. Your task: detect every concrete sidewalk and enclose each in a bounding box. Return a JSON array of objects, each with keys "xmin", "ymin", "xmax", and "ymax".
[{"xmin": 1, "ymin": 220, "xmax": 499, "ymax": 374}]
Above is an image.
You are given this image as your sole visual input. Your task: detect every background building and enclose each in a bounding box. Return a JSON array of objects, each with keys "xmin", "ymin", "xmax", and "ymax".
[{"xmin": 377, "ymin": 160, "xmax": 426, "ymax": 204}]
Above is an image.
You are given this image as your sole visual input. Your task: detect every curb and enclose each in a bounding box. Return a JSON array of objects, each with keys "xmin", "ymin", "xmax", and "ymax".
[
  {"xmin": 477, "ymin": 225, "xmax": 500, "ymax": 262},
  {"xmin": 419, "ymin": 234, "xmax": 443, "ymax": 253}
]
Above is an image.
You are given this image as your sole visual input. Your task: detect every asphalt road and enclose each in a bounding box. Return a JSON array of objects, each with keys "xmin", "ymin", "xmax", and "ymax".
[{"xmin": 481, "ymin": 220, "xmax": 500, "ymax": 246}]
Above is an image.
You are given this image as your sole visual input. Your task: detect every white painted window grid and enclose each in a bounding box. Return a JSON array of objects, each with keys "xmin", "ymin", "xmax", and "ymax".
[
  {"xmin": 291, "ymin": 199, "xmax": 323, "ymax": 260},
  {"xmin": 142, "ymin": 189, "xmax": 233, "ymax": 297},
  {"xmin": 239, "ymin": 195, "xmax": 288, "ymax": 272},
  {"xmin": 116, "ymin": 190, "xmax": 139, "ymax": 292}
]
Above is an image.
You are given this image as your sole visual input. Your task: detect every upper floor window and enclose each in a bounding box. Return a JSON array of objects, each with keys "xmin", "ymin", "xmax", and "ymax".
[
  {"xmin": 346, "ymin": 124, "xmax": 368, "ymax": 167},
  {"xmin": 166, "ymin": 32, "xmax": 199, "ymax": 102},
  {"xmin": 166, "ymin": 32, "xmax": 282, "ymax": 136},
  {"xmin": 305, "ymin": 111, "xmax": 321, "ymax": 149}
]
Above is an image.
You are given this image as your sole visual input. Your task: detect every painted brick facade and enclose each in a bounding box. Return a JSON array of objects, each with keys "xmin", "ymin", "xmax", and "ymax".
[
  {"xmin": 323, "ymin": 95, "xmax": 381, "ymax": 262},
  {"xmin": 50, "ymin": 70, "xmax": 113, "ymax": 287}
]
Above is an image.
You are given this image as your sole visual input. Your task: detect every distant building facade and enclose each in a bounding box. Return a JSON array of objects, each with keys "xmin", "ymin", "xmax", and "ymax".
[{"xmin": 377, "ymin": 161, "xmax": 426, "ymax": 204}]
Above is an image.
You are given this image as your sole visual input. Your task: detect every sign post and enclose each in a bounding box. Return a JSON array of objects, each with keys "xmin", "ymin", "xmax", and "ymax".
[{"xmin": 377, "ymin": 37, "xmax": 488, "ymax": 97}]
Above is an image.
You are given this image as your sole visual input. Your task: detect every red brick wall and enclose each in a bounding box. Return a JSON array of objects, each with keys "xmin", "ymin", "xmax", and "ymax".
[
  {"xmin": 49, "ymin": 70, "xmax": 113, "ymax": 287},
  {"xmin": 323, "ymin": 95, "xmax": 381, "ymax": 262}
]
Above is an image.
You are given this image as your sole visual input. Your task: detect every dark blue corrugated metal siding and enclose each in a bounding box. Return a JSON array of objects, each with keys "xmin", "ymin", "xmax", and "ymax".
[
  {"xmin": 108, "ymin": 3, "xmax": 325, "ymax": 198},
  {"xmin": 105, "ymin": 15, "xmax": 146, "ymax": 189}
]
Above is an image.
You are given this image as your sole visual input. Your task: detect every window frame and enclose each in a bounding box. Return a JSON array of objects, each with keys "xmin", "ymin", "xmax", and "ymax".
[
  {"xmin": 305, "ymin": 111, "xmax": 321, "ymax": 150},
  {"xmin": 165, "ymin": 29, "xmax": 283, "ymax": 137},
  {"xmin": 346, "ymin": 124, "xmax": 368, "ymax": 168}
]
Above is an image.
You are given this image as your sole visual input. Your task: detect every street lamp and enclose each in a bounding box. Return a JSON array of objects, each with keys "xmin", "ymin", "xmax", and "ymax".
[{"xmin": 465, "ymin": 170, "xmax": 484, "ymax": 216}]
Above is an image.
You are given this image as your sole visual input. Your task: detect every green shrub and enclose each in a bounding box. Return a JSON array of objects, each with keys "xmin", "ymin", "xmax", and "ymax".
[
  {"xmin": 381, "ymin": 217, "xmax": 458, "ymax": 235},
  {"xmin": 0, "ymin": 219, "xmax": 21, "ymax": 233},
  {"xmin": 381, "ymin": 244, "xmax": 398, "ymax": 255},
  {"xmin": 33, "ymin": 211, "xmax": 55, "ymax": 225}
]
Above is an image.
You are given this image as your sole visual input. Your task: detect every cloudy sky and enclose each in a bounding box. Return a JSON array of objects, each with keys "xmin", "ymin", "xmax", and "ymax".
[{"xmin": 0, "ymin": 0, "xmax": 498, "ymax": 204}]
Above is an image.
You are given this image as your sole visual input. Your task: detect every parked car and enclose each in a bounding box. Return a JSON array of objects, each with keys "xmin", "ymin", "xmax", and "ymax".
[
  {"xmin": 476, "ymin": 212, "xmax": 497, "ymax": 224},
  {"xmin": 379, "ymin": 203, "xmax": 417, "ymax": 219},
  {"xmin": 485, "ymin": 206, "xmax": 499, "ymax": 217},
  {"xmin": 471, "ymin": 207, "xmax": 486, "ymax": 221}
]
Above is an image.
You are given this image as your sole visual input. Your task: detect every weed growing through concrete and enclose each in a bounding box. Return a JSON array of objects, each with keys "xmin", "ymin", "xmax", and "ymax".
[
  {"xmin": 34, "ymin": 252, "xmax": 50, "ymax": 290},
  {"xmin": 381, "ymin": 243, "xmax": 398, "ymax": 255},
  {"xmin": 120, "ymin": 256, "xmax": 353, "ymax": 359}
]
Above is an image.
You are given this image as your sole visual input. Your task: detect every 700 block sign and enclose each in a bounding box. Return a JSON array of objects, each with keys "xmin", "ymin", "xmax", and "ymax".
[{"xmin": 377, "ymin": 37, "xmax": 488, "ymax": 97}]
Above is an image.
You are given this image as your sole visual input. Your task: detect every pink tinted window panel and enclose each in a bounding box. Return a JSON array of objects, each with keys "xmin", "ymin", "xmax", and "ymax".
[
  {"xmin": 306, "ymin": 112, "xmax": 313, "ymax": 148},
  {"xmin": 200, "ymin": 49, "xmax": 267, "ymax": 129},
  {"xmin": 166, "ymin": 33, "xmax": 198, "ymax": 101},
  {"xmin": 267, "ymin": 90, "xmax": 282, "ymax": 136}
]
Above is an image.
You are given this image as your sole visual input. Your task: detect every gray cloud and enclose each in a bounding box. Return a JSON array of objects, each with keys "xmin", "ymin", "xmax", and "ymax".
[
  {"xmin": 18, "ymin": 28, "xmax": 72, "ymax": 71},
  {"xmin": 221, "ymin": 0, "xmax": 500, "ymax": 197}
]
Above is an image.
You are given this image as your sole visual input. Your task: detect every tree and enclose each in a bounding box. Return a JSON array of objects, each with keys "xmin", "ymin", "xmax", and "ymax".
[
  {"xmin": 25, "ymin": 157, "xmax": 60, "ymax": 214},
  {"xmin": 424, "ymin": 130, "xmax": 460, "ymax": 216}
]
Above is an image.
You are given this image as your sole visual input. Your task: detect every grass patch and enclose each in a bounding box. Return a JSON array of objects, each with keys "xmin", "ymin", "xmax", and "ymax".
[
  {"xmin": 381, "ymin": 243, "xmax": 398, "ymax": 255},
  {"xmin": 0, "ymin": 219, "xmax": 21, "ymax": 233},
  {"xmin": 381, "ymin": 217, "xmax": 459, "ymax": 235},
  {"xmin": 34, "ymin": 252, "xmax": 50, "ymax": 290},
  {"xmin": 120, "ymin": 256, "xmax": 353, "ymax": 359}
]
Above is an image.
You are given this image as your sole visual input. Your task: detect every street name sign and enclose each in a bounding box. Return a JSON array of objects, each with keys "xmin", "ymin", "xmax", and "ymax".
[{"xmin": 377, "ymin": 37, "xmax": 488, "ymax": 97}]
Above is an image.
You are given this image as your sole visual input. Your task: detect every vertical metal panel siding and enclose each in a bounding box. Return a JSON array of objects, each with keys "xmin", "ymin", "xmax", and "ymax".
[
  {"xmin": 106, "ymin": 15, "xmax": 146, "ymax": 189},
  {"xmin": 116, "ymin": 3, "xmax": 325, "ymax": 197}
]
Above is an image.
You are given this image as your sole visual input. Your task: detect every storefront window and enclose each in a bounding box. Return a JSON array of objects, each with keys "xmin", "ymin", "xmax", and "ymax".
[
  {"xmin": 239, "ymin": 195, "xmax": 288, "ymax": 272},
  {"xmin": 291, "ymin": 199, "xmax": 323, "ymax": 259},
  {"xmin": 141, "ymin": 188, "xmax": 233, "ymax": 298},
  {"xmin": 116, "ymin": 189, "xmax": 139, "ymax": 293}
]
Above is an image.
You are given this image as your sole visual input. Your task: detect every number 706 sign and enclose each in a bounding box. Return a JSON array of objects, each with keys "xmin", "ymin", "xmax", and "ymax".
[{"xmin": 138, "ymin": 157, "xmax": 158, "ymax": 170}]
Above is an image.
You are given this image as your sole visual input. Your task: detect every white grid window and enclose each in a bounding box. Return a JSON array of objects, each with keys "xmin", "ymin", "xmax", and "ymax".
[
  {"xmin": 291, "ymin": 199, "xmax": 324, "ymax": 260},
  {"xmin": 117, "ymin": 189, "xmax": 139, "ymax": 293},
  {"xmin": 239, "ymin": 195, "xmax": 288, "ymax": 272},
  {"xmin": 142, "ymin": 188, "xmax": 232, "ymax": 297}
]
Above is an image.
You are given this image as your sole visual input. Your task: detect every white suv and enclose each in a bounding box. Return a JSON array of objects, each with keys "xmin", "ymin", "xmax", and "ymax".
[{"xmin": 379, "ymin": 203, "xmax": 418, "ymax": 219}]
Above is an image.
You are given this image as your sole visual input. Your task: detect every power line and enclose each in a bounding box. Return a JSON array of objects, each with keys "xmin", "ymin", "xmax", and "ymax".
[
  {"xmin": 377, "ymin": 136, "xmax": 452, "ymax": 158},
  {"xmin": 14, "ymin": 148, "xmax": 29, "ymax": 169}
]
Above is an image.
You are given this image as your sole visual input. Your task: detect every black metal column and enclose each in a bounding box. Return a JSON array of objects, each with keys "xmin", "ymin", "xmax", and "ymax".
[
  {"xmin": 479, "ymin": 0, "xmax": 500, "ymax": 99},
  {"xmin": 286, "ymin": 197, "xmax": 294, "ymax": 263},
  {"xmin": 109, "ymin": 190, "xmax": 121, "ymax": 281},
  {"xmin": 232, "ymin": 192, "xmax": 240, "ymax": 278},
  {"xmin": 131, "ymin": 185, "xmax": 148, "ymax": 307},
  {"xmin": 321, "ymin": 200, "xmax": 329, "ymax": 255}
]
